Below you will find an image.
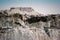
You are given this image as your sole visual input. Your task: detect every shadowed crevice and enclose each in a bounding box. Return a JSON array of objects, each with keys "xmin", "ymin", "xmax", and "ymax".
[{"xmin": 25, "ymin": 16, "xmax": 48, "ymax": 24}]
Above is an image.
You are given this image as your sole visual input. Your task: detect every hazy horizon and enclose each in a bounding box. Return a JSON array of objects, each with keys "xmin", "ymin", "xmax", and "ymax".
[{"xmin": 0, "ymin": 0, "xmax": 60, "ymax": 15}]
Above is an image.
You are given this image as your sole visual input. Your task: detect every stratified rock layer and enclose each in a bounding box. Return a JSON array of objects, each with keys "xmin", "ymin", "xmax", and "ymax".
[{"xmin": 0, "ymin": 7, "xmax": 60, "ymax": 40}]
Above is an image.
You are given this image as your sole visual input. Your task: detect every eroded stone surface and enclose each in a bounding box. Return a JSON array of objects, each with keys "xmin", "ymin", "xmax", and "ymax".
[{"xmin": 0, "ymin": 7, "xmax": 60, "ymax": 40}]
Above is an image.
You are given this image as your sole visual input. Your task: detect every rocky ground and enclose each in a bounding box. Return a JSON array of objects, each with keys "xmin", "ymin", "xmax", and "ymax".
[{"xmin": 0, "ymin": 7, "xmax": 60, "ymax": 40}]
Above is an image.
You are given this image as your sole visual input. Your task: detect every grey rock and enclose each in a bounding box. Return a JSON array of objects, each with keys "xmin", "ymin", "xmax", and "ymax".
[{"xmin": 0, "ymin": 7, "xmax": 60, "ymax": 40}]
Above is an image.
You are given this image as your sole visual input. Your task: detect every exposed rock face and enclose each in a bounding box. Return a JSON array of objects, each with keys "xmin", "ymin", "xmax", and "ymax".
[
  {"xmin": 10, "ymin": 7, "xmax": 34, "ymax": 12},
  {"xmin": 0, "ymin": 7, "xmax": 60, "ymax": 40}
]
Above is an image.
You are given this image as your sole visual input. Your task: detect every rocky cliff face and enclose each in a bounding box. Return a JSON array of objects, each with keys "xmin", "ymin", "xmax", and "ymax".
[{"xmin": 0, "ymin": 7, "xmax": 60, "ymax": 40}]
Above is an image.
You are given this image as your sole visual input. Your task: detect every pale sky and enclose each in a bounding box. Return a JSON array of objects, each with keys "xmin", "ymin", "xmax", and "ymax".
[{"xmin": 0, "ymin": 0, "xmax": 60, "ymax": 15}]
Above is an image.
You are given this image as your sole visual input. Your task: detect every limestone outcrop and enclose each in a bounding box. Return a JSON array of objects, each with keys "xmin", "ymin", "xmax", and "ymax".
[{"xmin": 0, "ymin": 7, "xmax": 60, "ymax": 40}]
